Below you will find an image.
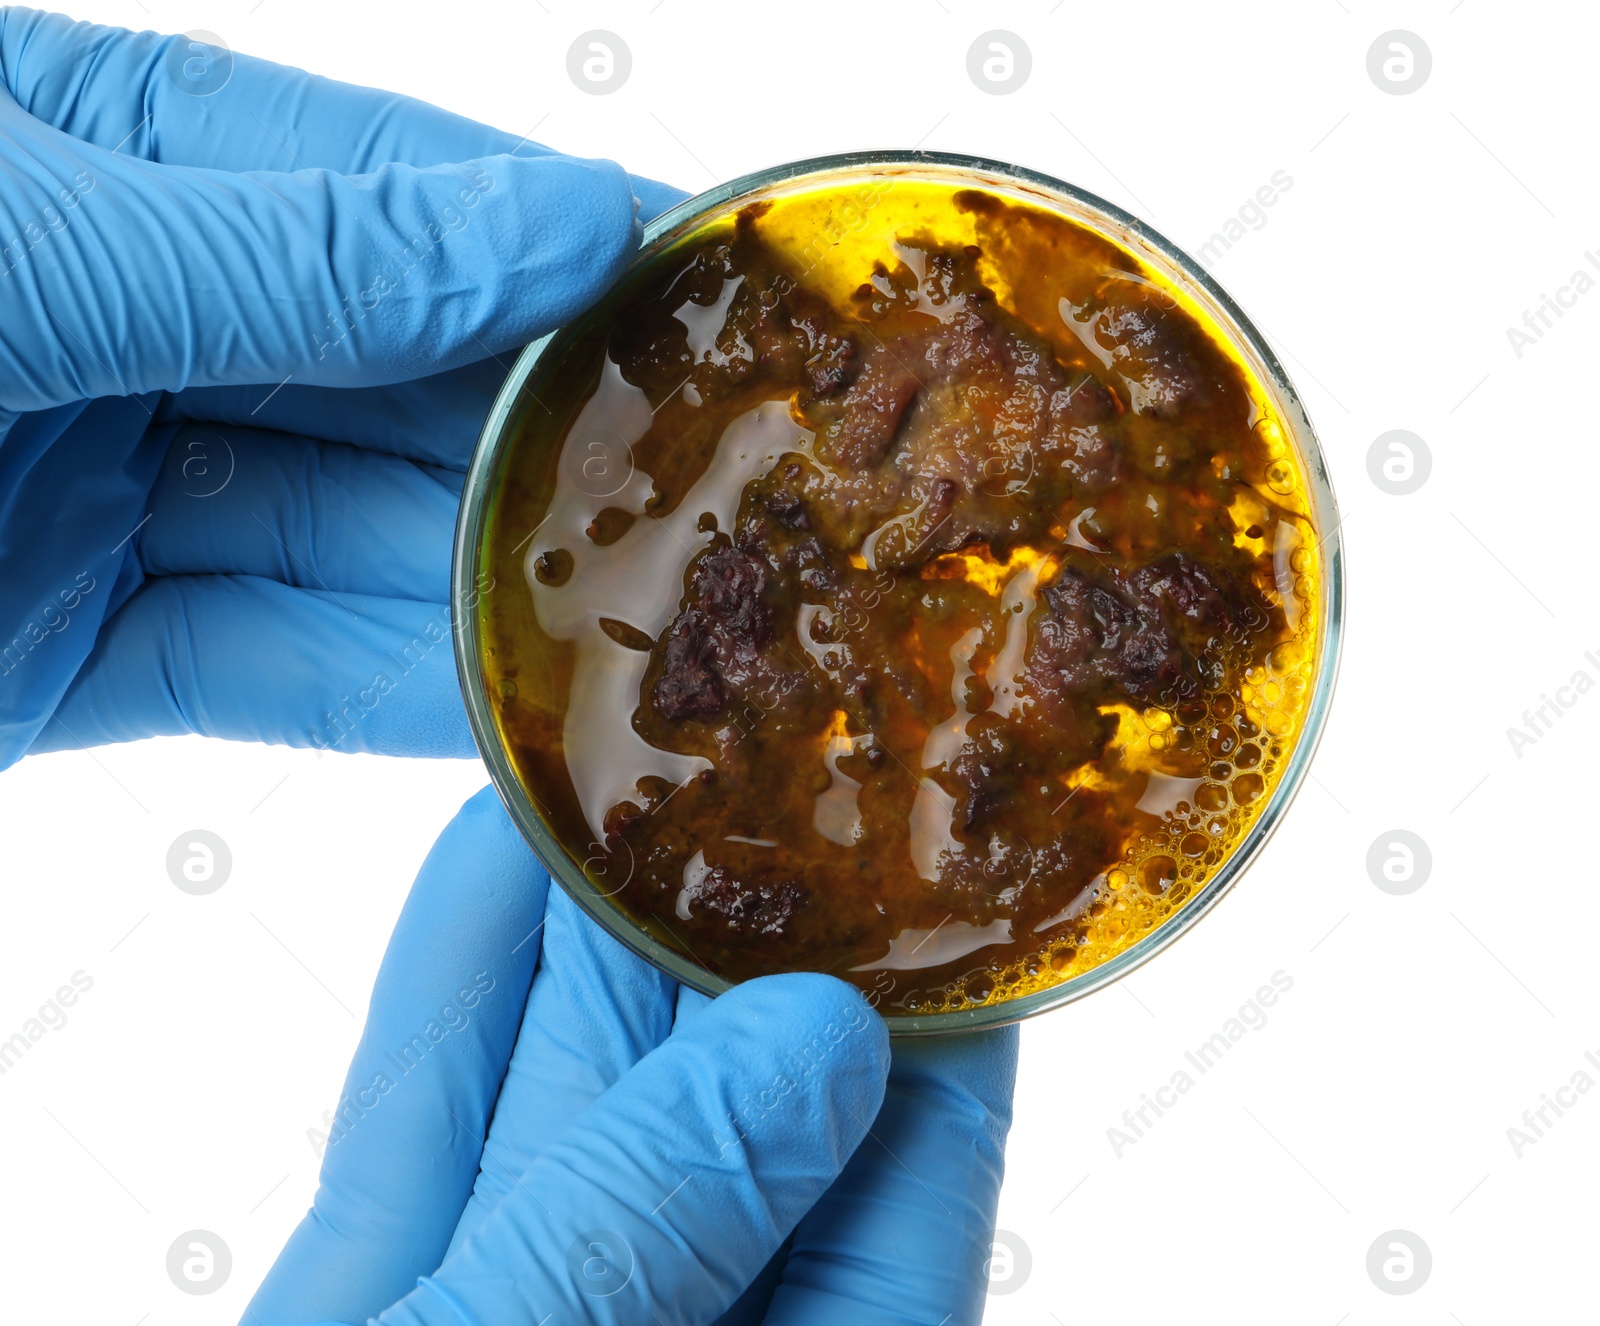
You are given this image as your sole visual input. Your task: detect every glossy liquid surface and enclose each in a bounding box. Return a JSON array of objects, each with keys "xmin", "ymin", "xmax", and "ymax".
[{"xmin": 478, "ymin": 176, "xmax": 1322, "ymax": 1014}]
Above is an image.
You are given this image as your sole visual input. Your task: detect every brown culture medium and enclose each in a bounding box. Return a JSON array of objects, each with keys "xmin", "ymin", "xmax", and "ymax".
[{"xmin": 478, "ymin": 176, "xmax": 1322, "ymax": 1016}]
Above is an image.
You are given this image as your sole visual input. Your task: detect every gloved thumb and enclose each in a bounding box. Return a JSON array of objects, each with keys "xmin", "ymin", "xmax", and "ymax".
[
  {"xmin": 0, "ymin": 93, "xmax": 640, "ymax": 412},
  {"xmin": 373, "ymin": 974, "xmax": 891, "ymax": 1326}
]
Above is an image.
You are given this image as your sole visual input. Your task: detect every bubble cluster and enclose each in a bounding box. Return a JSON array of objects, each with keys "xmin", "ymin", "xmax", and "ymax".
[{"xmin": 906, "ymin": 424, "xmax": 1322, "ymax": 1017}]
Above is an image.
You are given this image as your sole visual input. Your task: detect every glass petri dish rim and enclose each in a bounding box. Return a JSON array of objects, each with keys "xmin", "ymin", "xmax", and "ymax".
[{"xmin": 452, "ymin": 148, "xmax": 1346, "ymax": 1037}]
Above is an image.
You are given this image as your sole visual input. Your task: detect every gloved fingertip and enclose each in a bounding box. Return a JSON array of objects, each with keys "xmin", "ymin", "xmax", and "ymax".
[
  {"xmin": 465, "ymin": 151, "xmax": 643, "ymax": 341},
  {"xmin": 709, "ymin": 972, "xmax": 892, "ymax": 1141},
  {"xmin": 420, "ymin": 783, "xmax": 545, "ymax": 891},
  {"xmin": 455, "ymin": 781, "xmax": 510, "ymax": 824},
  {"xmin": 629, "ymin": 171, "xmax": 693, "ymax": 225}
]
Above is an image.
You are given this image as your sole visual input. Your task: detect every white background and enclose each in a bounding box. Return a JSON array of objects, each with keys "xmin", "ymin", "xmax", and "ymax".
[{"xmin": 1, "ymin": 1, "xmax": 1595, "ymax": 1323}]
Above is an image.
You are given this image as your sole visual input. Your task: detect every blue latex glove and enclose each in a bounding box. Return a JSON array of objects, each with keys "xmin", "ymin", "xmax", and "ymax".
[
  {"xmin": 0, "ymin": 10, "xmax": 686, "ymax": 768},
  {"xmin": 246, "ymin": 787, "xmax": 1018, "ymax": 1326}
]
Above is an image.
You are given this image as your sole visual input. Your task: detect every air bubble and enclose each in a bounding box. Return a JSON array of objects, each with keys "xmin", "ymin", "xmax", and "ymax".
[
  {"xmin": 1140, "ymin": 855, "xmax": 1178, "ymax": 894},
  {"xmin": 1255, "ymin": 417, "xmax": 1287, "ymax": 457},
  {"xmin": 1208, "ymin": 724, "xmax": 1239, "ymax": 758}
]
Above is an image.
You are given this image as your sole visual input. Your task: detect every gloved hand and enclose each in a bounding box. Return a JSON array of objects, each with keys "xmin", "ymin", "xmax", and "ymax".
[
  {"xmin": 0, "ymin": 10, "xmax": 685, "ymax": 769},
  {"xmin": 245, "ymin": 786, "xmax": 1018, "ymax": 1326}
]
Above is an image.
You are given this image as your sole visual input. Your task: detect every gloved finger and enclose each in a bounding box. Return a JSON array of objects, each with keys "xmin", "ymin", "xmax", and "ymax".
[
  {"xmin": 25, "ymin": 575, "xmax": 475, "ymax": 758},
  {"xmin": 677, "ymin": 989, "xmax": 789, "ymax": 1326},
  {"xmin": 160, "ymin": 357, "xmax": 506, "ymax": 469},
  {"xmin": 0, "ymin": 394, "xmax": 165, "ymax": 771},
  {"xmin": 444, "ymin": 888, "xmax": 680, "ymax": 1254},
  {"xmin": 0, "ymin": 8, "xmax": 687, "ymax": 219},
  {"xmin": 138, "ymin": 422, "xmax": 458, "ymax": 603},
  {"xmin": 376, "ymin": 974, "xmax": 891, "ymax": 1326},
  {"xmin": 762, "ymin": 1026, "xmax": 1020, "ymax": 1326},
  {"xmin": 245, "ymin": 786, "xmax": 552, "ymax": 1326},
  {"xmin": 0, "ymin": 101, "xmax": 639, "ymax": 413}
]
